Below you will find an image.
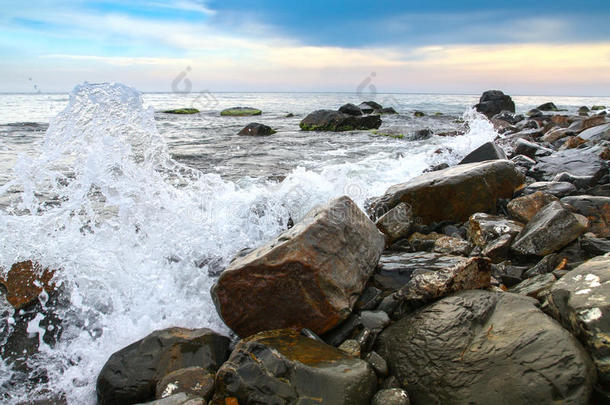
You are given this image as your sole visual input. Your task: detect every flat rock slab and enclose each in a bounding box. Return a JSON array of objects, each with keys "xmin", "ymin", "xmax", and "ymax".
[
  {"xmin": 213, "ymin": 329, "xmax": 377, "ymax": 405},
  {"xmin": 211, "ymin": 196, "xmax": 385, "ymax": 337},
  {"xmin": 220, "ymin": 107, "xmax": 261, "ymax": 116},
  {"xmin": 369, "ymin": 160, "xmax": 524, "ymax": 224},
  {"xmin": 96, "ymin": 328, "xmax": 230, "ymax": 405},
  {"xmin": 377, "ymin": 290, "xmax": 596, "ymax": 405},
  {"xmin": 529, "ymin": 148, "xmax": 608, "ymax": 186},
  {"xmin": 548, "ymin": 256, "xmax": 610, "ymax": 394}
]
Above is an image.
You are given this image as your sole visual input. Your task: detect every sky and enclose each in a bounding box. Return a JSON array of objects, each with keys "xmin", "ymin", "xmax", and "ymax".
[{"xmin": 1, "ymin": 0, "xmax": 609, "ymax": 95}]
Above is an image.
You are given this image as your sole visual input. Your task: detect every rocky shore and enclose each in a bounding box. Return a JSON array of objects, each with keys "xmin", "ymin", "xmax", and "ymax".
[{"xmin": 1, "ymin": 90, "xmax": 609, "ymax": 404}]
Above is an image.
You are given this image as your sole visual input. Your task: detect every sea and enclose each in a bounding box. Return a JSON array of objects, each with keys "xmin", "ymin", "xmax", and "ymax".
[{"xmin": 1, "ymin": 83, "xmax": 609, "ymax": 403}]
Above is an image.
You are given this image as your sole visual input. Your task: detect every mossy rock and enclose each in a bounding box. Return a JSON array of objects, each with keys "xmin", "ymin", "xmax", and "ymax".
[
  {"xmin": 372, "ymin": 130, "xmax": 404, "ymax": 139},
  {"xmin": 414, "ymin": 111, "xmax": 425, "ymax": 117},
  {"xmin": 220, "ymin": 107, "xmax": 262, "ymax": 116},
  {"xmin": 299, "ymin": 110, "xmax": 381, "ymax": 131},
  {"xmin": 592, "ymin": 105, "xmax": 606, "ymax": 111},
  {"xmin": 163, "ymin": 108, "xmax": 199, "ymax": 114}
]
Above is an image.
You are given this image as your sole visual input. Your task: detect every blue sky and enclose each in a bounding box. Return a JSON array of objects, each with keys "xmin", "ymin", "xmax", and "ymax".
[{"xmin": 1, "ymin": 0, "xmax": 609, "ymax": 94}]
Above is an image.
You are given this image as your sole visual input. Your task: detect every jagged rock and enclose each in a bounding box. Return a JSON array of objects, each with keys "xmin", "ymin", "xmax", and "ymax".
[
  {"xmin": 96, "ymin": 328, "xmax": 230, "ymax": 405},
  {"xmin": 510, "ymin": 154, "xmax": 537, "ymax": 175},
  {"xmin": 523, "ymin": 254, "xmax": 560, "ymax": 278},
  {"xmin": 474, "ymin": 90, "xmax": 515, "ymax": 118},
  {"xmin": 491, "ymin": 262, "xmax": 527, "ymax": 287},
  {"xmin": 561, "ymin": 196, "xmax": 610, "ymax": 238},
  {"xmin": 537, "ymin": 102, "xmax": 559, "ymax": 111},
  {"xmin": 581, "ymin": 234, "xmax": 610, "ymax": 255},
  {"xmin": 338, "ymin": 339, "xmax": 361, "ymax": 357},
  {"xmin": 338, "ymin": 103, "xmax": 363, "ymax": 116},
  {"xmin": 299, "ymin": 110, "xmax": 381, "ymax": 131},
  {"xmin": 398, "ymin": 232, "xmax": 443, "ymax": 253},
  {"xmin": 458, "ymin": 142, "xmax": 507, "ymax": 164},
  {"xmin": 156, "ymin": 367, "xmax": 214, "ymax": 400},
  {"xmin": 510, "ymin": 273, "xmax": 557, "ymax": 300},
  {"xmin": 580, "ymin": 106, "xmax": 591, "ymax": 115},
  {"xmin": 369, "ymin": 160, "xmax": 524, "ymax": 223},
  {"xmin": 481, "ymin": 234, "xmax": 514, "ymax": 263},
  {"xmin": 377, "ymin": 290, "xmax": 597, "ymax": 404},
  {"xmin": 517, "ymin": 181, "xmax": 577, "ymax": 198},
  {"xmin": 371, "ymin": 388, "xmax": 410, "ymax": 405},
  {"xmin": 220, "ymin": 107, "xmax": 261, "ymax": 116},
  {"xmin": 213, "ymin": 329, "xmax": 377, "ymax": 405},
  {"xmin": 513, "ymin": 139, "xmax": 553, "ymax": 159},
  {"xmin": 432, "ymin": 235, "xmax": 471, "ymax": 256},
  {"xmin": 467, "ymin": 213, "xmax": 523, "ymax": 249},
  {"xmin": 211, "ymin": 196, "xmax": 385, "ymax": 337},
  {"xmin": 562, "ymin": 136, "xmax": 587, "ymax": 149},
  {"xmin": 355, "ymin": 286, "xmax": 383, "ymax": 311},
  {"xmin": 237, "ymin": 122, "xmax": 276, "ymax": 136},
  {"xmin": 547, "ymin": 256, "xmax": 610, "ymax": 397},
  {"xmin": 492, "ymin": 111, "xmax": 524, "ymax": 125},
  {"xmin": 511, "ymin": 201, "xmax": 588, "ymax": 256},
  {"xmin": 0, "ymin": 261, "xmax": 56, "ymax": 310},
  {"xmin": 507, "ymin": 191, "xmax": 559, "ymax": 223},
  {"xmin": 529, "ymin": 148, "xmax": 608, "ymax": 187},
  {"xmin": 375, "ymin": 202, "xmax": 414, "ymax": 244}
]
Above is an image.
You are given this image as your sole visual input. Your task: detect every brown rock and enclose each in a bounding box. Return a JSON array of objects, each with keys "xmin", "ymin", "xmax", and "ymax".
[
  {"xmin": 369, "ymin": 160, "xmax": 524, "ymax": 224},
  {"xmin": 211, "ymin": 196, "xmax": 385, "ymax": 337},
  {"xmin": 467, "ymin": 213, "xmax": 523, "ymax": 248},
  {"xmin": 0, "ymin": 260, "xmax": 56, "ymax": 310},
  {"xmin": 541, "ymin": 127, "xmax": 572, "ymax": 143},
  {"xmin": 433, "ymin": 235, "xmax": 471, "ymax": 256},
  {"xmin": 561, "ymin": 195, "xmax": 610, "ymax": 238},
  {"xmin": 375, "ymin": 202, "xmax": 413, "ymax": 244},
  {"xmin": 507, "ymin": 191, "xmax": 559, "ymax": 223}
]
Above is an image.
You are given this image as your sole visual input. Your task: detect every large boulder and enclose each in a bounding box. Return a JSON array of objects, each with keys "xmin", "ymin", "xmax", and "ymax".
[
  {"xmin": 299, "ymin": 110, "xmax": 381, "ymax": 131},
  {"xmin": 96, "ymin": 328, "xmax": 230, "ymax": 405},
  {"xmin": 211, "ymin": 196, "xmax": 385, "ymax": 337},
  {"xmin": 458, "ymin": 142, "xmax": 507, "ymax": 164},
  {"xmin": 547, "ymin": 256, "xmax": 610, "ymax": 396},
  {"xmin": 377, "ymin": 290, "xmax": 597, "ymax": 404},
  {"xmin": 511, "ymin": 201, "xmax": 588, "ymax": 256},
  {"xmin": 368, "ymin": 160, "xmax": 524, "ymax": 223},
  {"xmin": 529, "ymin": 148, "xmax": 608, "ymax": 187},
  {"xmin": 474, "ymin": 90, "xmax": 515, "ymax": 118},
  {"xmin": 561, "ymin": 195, "xmax": 610, "ymax": 238},
  {"xmin": 213, "ymin": 329, "xmax": 377, "ymax": 405}
]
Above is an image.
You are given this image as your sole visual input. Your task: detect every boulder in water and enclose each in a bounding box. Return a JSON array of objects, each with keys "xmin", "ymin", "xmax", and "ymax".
[
  {"xmin": 162, "ymin": 108, "xmax": 199, "ymax": 115},
  {"xmin": 299, "ymin": 110, "xmax": 381, "ymax": 131},
  {"xmin": 220, "ymin": 107, "xmax": 262, "ymax": 116},
  {"xmin": 338, "ymin": 103, "xmax": 363, "ymax": 116},
  {"xmin": 237, "ymin": 122, "xmax": 276, "ymax": 136},
  {"xmin": 474, "ymin": 90, "xmax": 515, "ymax": 118}
]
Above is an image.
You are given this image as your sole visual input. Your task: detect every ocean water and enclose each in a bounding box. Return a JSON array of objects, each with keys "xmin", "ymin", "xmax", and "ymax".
[{"xmin": 0, "ymin": 84, "xmax": 609, "ymax": 404}]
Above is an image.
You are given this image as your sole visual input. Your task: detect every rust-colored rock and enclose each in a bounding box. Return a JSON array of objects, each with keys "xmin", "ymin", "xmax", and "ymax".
[
  {"xmin": 0, "ymin": 260, "xmax": 56, "ymax": 310},
  {"xmin": 211, "ymin": 196, "xmax": 385, "ymax": 337},
  {"xmin": 562, "ymin": 136, "xmax": 587, "ymax": 149},
  {"xmin": 507, "ymin": 191, "xmax": 559, "ymax": 223},
  {"xmin": 369, "ymin": 160, "xmax": 524, "ymax": 224}
]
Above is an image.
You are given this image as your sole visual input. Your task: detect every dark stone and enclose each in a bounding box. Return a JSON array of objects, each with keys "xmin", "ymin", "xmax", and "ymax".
[
  {"xmin": 491, "ymin": 262, "xmax": 526, "ymax": 287},
  {"xmin": 424, "ymin": 163, "xmax": 449, "ymax": 172},
  {"xmin": 338, "ymin": 103, "xmax": 363, "ymax": 116},
  {"xmin": 510, "ymin": 273, "xmax": 557, "ymax": 300},
  {"xmin": 377, "ymin": 290, "xmax": 596, "ymax": 404},
  {"xmin": 135, "ymin": 393, "xmax": 203, "ymax": 404},
  {"xmin": 379, "ymin": 107, "xmax": 398, "ymax": 114},
  {"xmin": 360, "ymin": 101, "xmax": 383, "ymax": 112},
  {"xmin": 237, "ymin": 122, "xmax": 276, "ymax": 136},
  {"xmin": 547, "ymin": 256, "xmax": 610, "ymax": 396},
  {"xmin": 581, "ymin": 235, "xmax": 610, "ymax": 255},
  {"xmin": 299, "ymin": 110, "xmax": 382, "ymax": 131},
  {"xmin": 213, "ymin": 329, "xmax": 377, "ymax": 405},
  {"xmin": 371, "ymin": 388, "xmax": 410, "ymax": 405},
  {"xmin": 322, "ymin": 314, "xmax": 361, "ymax": 347},
  {"xmin": 474, "ymin": 90, "xmax": 516, "ymax": 118},
  {"xmin": 517, "ymin": 181, "xmax": 577, "ymax": 198},
  {"xmin": 359, "ymin": 310, "xmax": 390, "ymax": 332},
  {"xmin": 467, "ymin": 213, "xmax": 523, "ymax": 249},
  {"xmin": 365, "ymin": 351, "xmax": 388, "ymax": 377},
  {"xmin": 375, "ymin": 202, "xmax": 414, "ymax": 244},
  {"xmin": 459, "ymin": 142, "xmax": 507, "ymax": 164},
  {"xmin": 211, "ymin": 196, "xmax": 385, "ymax": 337},
  {"xmin": 96, "ymin": 328, "xmax": 230, "ymax": 405},
  {"xmin": 514, "ymin": 139, "xmax": 553, "ymax": 159},
  {"xmin": 511, "ymin": 201, "xmax": 588, "ymax": 256},
  {"xmin": 492, "ymin": 111, "xmax": 524, "ymax": 125},
  {"xmin": 354, "ymin": 285, "xmax": 383, "ymax": 311},
  {"xmin": 523, "ymin": 254, "xmax": 560, "ymax": 278},
  {"xmin": 527, "ymin": 108, "xmax": 543, "ymax": 118},
  {"xmin": 368, "ymin": 160, "xmax": 524, "ymax": 224},
  {"xmin": 529, "ymin": 148, "xmax": 608, "ymax": 186},
  {"xmin": 537, "ymin": 102, "xmax": 559, "ymax": 111},
  {"xmin": 411, "ymin": 128, "xmax": 433, "ymax": 140},
  {"xmin": 155, "ymin": 367, "xmax": 214, "ymax": 400},
  {"xmin": 561, "ymin": 195, "xmax": 610, "ymax": 237}
]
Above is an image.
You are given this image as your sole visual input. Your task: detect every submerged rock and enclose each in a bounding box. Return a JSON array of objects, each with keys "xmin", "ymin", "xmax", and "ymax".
[
  {"xmin": 474, "ymin": 90, "xmax": 515, "ymax": 118},
  {"xmin": 299, "ymin": 110, "xmax": 381, "ymax": 131},
  {"xmin": 237, "ymin": 122, "xmax": 276, "ymax": 136},
  {"xmin": 96, "ymin": 328, "xmax": 230, "ymax": 405},
  {"xmin": 162, "ymin": 108, "xmax": 199, "ymax": 115},
  {"xmin": 377, "ymin": 290, "xmax": 597, "ymax": 404},
  {"xmin": 213, "ymin": 329, "xmax": 377, "ymax": 405},
  {"xmin": 369, "ymin": 160, "xmax": 524, "ymax": 224},
  {"xmin": 547, "ymin": 256, "xmax": 610, "ymax": 396},
  {"xmin": 511, "ymin": 201, "xmax": 588, "ymax": 256},
  {"xmin": 458, "ymin": 141, "xmax": 507, "ymax": 164},
  {"xmin": 211, "ymin": 196, "xmax": 385, "ymax": 337},
  {"xmin": 220, "ymin": 107, "xmax": 262, "ymax": 116}
]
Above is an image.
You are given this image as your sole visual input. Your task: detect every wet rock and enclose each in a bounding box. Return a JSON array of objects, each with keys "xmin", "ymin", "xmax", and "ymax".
[
  {"xmin": 0, "ymin": 260, "xmax": 56, "ymax": 310},
  {"xmin": 467, "ymin": 213, "xmax": 523, "ymax": 249},
  {"xmin": 156, "ymin": 367, "xmax": 214, "ymax": 400},
  {"xmin": 517, "ymin": 181, "xmax": 577, "ymax": 198},
  {"xmin": 432, "ymin": 235, "xmax": 471, "ymax": 256},
  {"xmin": 491, "ymin": 262, "xmax": 527, "ymax": 287},
  {"xmin": 537, "ymin": 102, "xmax": 559, "ymax": 111},
  {"xmin": 512, "ymin": 201, "xmax": 588, "ymax": 256},
  {"xmin": 492, "ymin": 111, "xmax": 524, "ymax": 125},
  {"xmin": 380, "ymin": 107, "xmax": 398, "ymax": 114},
  {"xmin": 360, "ymin": 310, "xmax": 390, "ymax": 332},
  {"xmin": 375, "ymin": 202, "xmax": 414, "ymax": 244},
  {"xmin": 338, "ymin": 103, "xmax": 363, "ymax": 116},
  {"xmin": 413, "ymin": 110, "xmax": 425, "ymax": 117},
  {"xmin": 237, "ymin": 122, "xmax": 276, "ymax": 136},
  {"xmin": 137, "ymin": 393, "xmax": 204, "ymax": 405},
  {"xmin": 371, "ymin": 388, "xmax": 410, "ymax": 405},
  {"xmin": 211, "ymin": 196, "xmax": 385, "ymax": 337},
  {"xmin": 377, "ymin": 290, "xmax": 597, "ymax": 404},
  {"xmin": 338, "ymin": 339, "xmax": 361, "ymax": 357},
  {"xmin": 561, "ymin": 195, "xmax": 610, "ymax": 238},
  {"xmin": 359, "ymin": 101, "xmax": 383, "ymax": 113},
  {"xmin": 162, "ymin": 108, "xmax": 199, "ymax": 115},
  {"xmin": 299, "ymin": 110, "xmax": 381, "ymax": 131},
  {"xmin": 458, "ymin": 141, "xmax": 507, "ymax": 164},
  {"xmin": 510, "ymin": 273, "xmax": 557, "ymax": 300},
  {"xmin": 220, "ymin": 107, "xmax": 261, "ymax": 116},
  {"xmin": 369, "ymin": 160, "xmax": 524, "ymax": 224},
  {"xmin": 581, "ymin": 234, "xmax": 610, "ymax": 255},
  {"xmin": 527, "ymin": 108, "xmax": 543, "ymax": 118},
  {"xmin": 354, "ymin": 285, "xmax": 383, "ymax": 311},
  {"xmin": 474, "ymin": 90, "xmax": 515, "ymax": 118},
  {"xmin": 529, "ymin": 148, "xmax": 608, "ymax": 187},
  {"xmin": 547, "ymin": 256, "xmax": 610, "ymax": 396},
  {"xmin": 365, "ymin": 351, "xmax": 388, "ymax": 377},
  {"xmin": 321, "ymin": 314, "xmax": 361, "ymax": 347},
  {"xmin": 510, "ymin": 154, "xmax": 536, "ymax": 175},
  {"xmin": 513, "ymin": 139, "xmax": 553, "ymax": 159},
  {"xmin": 580, "ymin": 106, "xmax": 590, "ymax": 115},
  {"xmin": 213, "ymin": 329, "xmax": 377, "ymax": 405},
  {"xmin": 562, "ymin": 136, "xmax": 587, "ymax": 149},
  {"xmin": 481, "ymin": 234, "xmax": 514, "ymax": 263},
  {"xmin": 96, "ymin": 328, "xmax": 230, "ymax": 405},
  {"xmin": 541, "ymin": 127, "xmax": 573, "ymax": 143},
  {"xmin": 592, "ymin": 106, "xmax": 607, "ymax": 111},
  {"xmin": 507, "ymin": 191, "xmax": 559, "ymax": 223},
  {"xmin": 523, "ymin": 253, "xmax": 560, "ymax": 278}
]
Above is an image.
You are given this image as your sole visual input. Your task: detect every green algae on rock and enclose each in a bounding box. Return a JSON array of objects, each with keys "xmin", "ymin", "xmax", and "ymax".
[{"xmin": 220, "ymin": 107, "xmax": 262, "ymax": 116}]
